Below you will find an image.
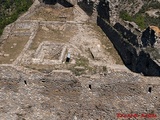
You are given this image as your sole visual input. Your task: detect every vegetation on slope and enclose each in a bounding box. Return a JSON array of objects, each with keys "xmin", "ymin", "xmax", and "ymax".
[
  {"xmin": 0, "ymin": 0, "xmax": 33, "ymax": 35},
  {"xmin": 120, "ymin": 0, "xmax": 160, "ymax": 30}
]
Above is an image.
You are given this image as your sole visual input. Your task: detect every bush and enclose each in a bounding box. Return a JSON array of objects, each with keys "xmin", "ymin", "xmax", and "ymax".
[
  {"xmin": 134, "ymin": 14, "xmax": 145, "ymax": 29},
  {"xmin": 120, "ymin": 10, "xmax": 132, "ymax": 21}
]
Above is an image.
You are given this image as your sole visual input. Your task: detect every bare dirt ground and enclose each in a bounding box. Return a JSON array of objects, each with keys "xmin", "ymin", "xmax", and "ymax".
[{"xmin": 0, "ymin": 36, "xmax": 29, "ymax": 64}]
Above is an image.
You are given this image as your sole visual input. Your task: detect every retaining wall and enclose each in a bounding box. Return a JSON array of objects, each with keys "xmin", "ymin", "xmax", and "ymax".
[{"xmin": 97, "ymin": 16, "xmax": 160, "ymax": 76}]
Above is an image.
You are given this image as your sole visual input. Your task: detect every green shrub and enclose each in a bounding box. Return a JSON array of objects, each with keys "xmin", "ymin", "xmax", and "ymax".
[
  {"xmin": 120, "ymin": 1, "xmax": 160, "ymax": 30},
  {"xmin": 120, "ymin": 10, "xmax": 132, "ymax": 21},
  {"xmin": 134, "ymin": 14, "xmax": 145, "ymax": 29}
]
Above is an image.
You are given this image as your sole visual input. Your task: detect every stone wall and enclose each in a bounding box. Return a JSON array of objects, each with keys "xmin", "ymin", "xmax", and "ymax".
[
  {"xmin": 97, "ymin": 0, "xmax": 109, "ymax": 22},
  {"xmin": 136, "ymin": 51, "xmax": 160, "ymax": 75},
  {"xmin": 0, "ymin": 23, "xmax": 14, "ymax": 43},
  {"xmin": 141, "ymin": 27, "xmax": 156, "ymax": 47},
  {"xmin": 77, "ymin": 0, "xmax": 94, "ymax": 16},
  {"xmin": 114, "ymin": 23, "xmax": 139, "ymax": 47},
  {"xmin": 32, "ymin": 41, "xmax": 67, "ymax": 65},
  {"xmin": 42, "ymin": 0, "xmax": 75, "ymax": 6},
  {"xmin": 97, "ymin": 16, "xmax": 160, "ymax": 76}
]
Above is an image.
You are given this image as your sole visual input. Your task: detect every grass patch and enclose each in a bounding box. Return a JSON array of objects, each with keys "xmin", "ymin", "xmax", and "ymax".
[
  {"xmin": 69, "ymin": 56, "xmax": 96, "ymax": 76},
  {"xmin": 69, "ymin": 56, "xmax": 89, "ymax": 76},
  {"xmin": 75, "ymin": 56, "xmax": 89, "ymax": 67},
  {"xmin": 120, "ymin": 10, "xmax": 145, "ymax": 29}
]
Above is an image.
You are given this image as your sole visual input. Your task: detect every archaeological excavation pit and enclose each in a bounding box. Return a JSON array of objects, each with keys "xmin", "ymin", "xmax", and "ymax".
[{"xmin": 32, "ymin": 42, "xmax": 67, "ymax": 64}]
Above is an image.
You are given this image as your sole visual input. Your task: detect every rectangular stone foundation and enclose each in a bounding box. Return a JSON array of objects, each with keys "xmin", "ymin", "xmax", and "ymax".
[{"xmin": 32, "ymin": 41, "xmax": 67, "ymax": 65}]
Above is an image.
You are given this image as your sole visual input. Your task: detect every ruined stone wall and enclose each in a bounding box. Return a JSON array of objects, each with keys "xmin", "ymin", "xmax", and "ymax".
[
  {"xmin": 97, "ymin": 0, "xmax": 110, "ymax": 22},
  {"xmin": 42, "ymin": 0, "xmax": 75, "ymax": 6},
  {"xmin": 97, "ymin": 16, "xmax": 160, "ymax": 76},
  {"xmin": 0, "ymin": 23, "xmax": 14, "ymax": 44},
  {"xmin": 136, "ymin": 51, "xmax": 160, "ymax": 76},
  {"xmin": 77, "ymin": 0, "xmax": 94, "ymax": 16},
  {"xmin": 114, "ymin": 23, "xmax": 139, "ymax": 47},
  {"xmin": 141, "ymin": 27, "xmax": 156, "ymax": 47},
  {"xmin": 65, "ymin": 0, "xmax": 77, "ymax": 5}
]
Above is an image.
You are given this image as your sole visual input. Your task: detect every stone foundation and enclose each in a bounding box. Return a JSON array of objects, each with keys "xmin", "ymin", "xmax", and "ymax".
[{"xmin": 32, "ymin": 41, "xmax": 67, "ymax": 64}]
